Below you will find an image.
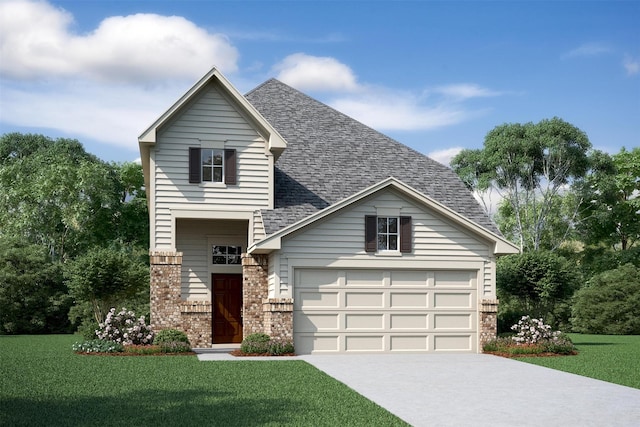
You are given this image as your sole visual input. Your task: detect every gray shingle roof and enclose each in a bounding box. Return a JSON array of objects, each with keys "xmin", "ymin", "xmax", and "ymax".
[{"xmin": 245, "ymin": 79, "xmax": 499, "ymax": 236}]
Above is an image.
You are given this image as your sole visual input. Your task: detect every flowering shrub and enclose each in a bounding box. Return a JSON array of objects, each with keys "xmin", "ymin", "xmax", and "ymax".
[
  {"xmin": 72, "ymin": 339, "xmax": 123, "ymax": 353},
  {"xmin": 511, "ymin": 315, "xmax": 560, "ymax": 344},
  {"xmin": 96, "ymin": 308, "xmax": 154, "ymax": 345},
  {"xmin": 240, "ymin": 333, "xmax": 294, "ymax": 355}
]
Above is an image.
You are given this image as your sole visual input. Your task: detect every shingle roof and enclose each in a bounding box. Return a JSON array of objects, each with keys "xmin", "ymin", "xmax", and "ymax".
[{"xmin": 245, "ymin": 79, "xmax": 499, "ymax": 236}]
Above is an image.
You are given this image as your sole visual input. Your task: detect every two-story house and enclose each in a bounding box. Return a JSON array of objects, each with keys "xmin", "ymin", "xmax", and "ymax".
[{"xmin": 138, "ymin": 68, "xmax": 518, "ymax": 353}]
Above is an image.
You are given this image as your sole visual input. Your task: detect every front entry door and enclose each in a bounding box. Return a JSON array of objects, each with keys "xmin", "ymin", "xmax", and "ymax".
[{"xmin": 212, "ymin": 274, "xmax": 243, "ymax": 343}]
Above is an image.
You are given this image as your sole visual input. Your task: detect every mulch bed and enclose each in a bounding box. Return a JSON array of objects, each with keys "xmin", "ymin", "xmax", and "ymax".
[
  {"xmin": 74, "ymin": 351, "xmax": 196, "ymax": 356},
  {"xmin": 485, "ymin": 351, "xmax": 578, "ymax": 358},
  {"xmin": 229, "ymin": 349, "xmax": 297, "ymax": 357}
]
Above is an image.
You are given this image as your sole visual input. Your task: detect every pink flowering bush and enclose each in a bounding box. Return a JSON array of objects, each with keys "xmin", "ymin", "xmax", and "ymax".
[
  {"xmin": 96, "ymin": 308, "xmax": 154, "ymax": 345},
  {"xmin": 511, "ymin": 315, "xmax": 560, "ymax": 344}
]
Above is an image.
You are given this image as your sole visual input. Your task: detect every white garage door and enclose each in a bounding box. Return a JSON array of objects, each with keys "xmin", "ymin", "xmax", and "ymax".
[{"xmin": 293, "ymin": 269, "xmax": 478, "ymax": 354}]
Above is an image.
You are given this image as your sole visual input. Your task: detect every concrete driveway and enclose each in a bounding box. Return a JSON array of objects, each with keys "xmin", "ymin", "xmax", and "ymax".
[{"xmin": 299, "ymin": 353, "xmax": 640, "ymax": 427}]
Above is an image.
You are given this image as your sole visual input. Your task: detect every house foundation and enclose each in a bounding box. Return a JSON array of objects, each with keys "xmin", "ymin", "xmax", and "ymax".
[{"xmin": 479, "ymin": 299, "xmax": 499, "ymax": 351}]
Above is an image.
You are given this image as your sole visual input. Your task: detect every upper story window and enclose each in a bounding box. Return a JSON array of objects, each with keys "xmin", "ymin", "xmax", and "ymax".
[
  {"xmin": 202, "ymin": 149, "xmax": 223, "ymax": 182},
  {"xmin": 365, "ymin": 215, "xmax": 412, "ymax": 253},
  {"xmin": 189, "ymin": 147, "xmax": 237, "ymax": 185},
  {"xmin": 377, "ymin": 217, "xmax": 399, "ymax": 251}
]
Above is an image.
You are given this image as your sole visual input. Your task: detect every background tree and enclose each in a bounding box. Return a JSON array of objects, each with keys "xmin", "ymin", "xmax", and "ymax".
[
  {"xmin": 571, "ymin": 264, "xmax": 640, "ymax": 334},
  {"xmin": 576, "ymin": 147, "xmax": 640, "ymax": 251},
  {"xmin": 0, "ymin": 237, "xmax": 71, "ymax": 334},
  {"xmin": 451, "ymin": 117, "xmax": 591, "ymax": 251}
]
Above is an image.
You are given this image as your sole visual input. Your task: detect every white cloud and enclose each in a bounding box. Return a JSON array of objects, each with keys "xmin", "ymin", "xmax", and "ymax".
[
  {"xmin": 331, "ymin": 93, "xmax": 470, "ymax": 131},
  {"xmin": 623, "ymin": 55, "xmax": 639, "ymax": 76},
  {"xmin": 427, "ymin": 147, "xmax": 464, "ymax": 167},
  {"xmin": 0, "ymin": 0, "xmax": 239, "ymax": 82},
  {"xmin": 564, "ymin": 42, "xmax": 612, "ymax": 58},
  {"xmin": 431, "ymin": 84, "xmax": 502, "ymax": 100},
  {"xmin": 273, "ymin": 53, "xmax": 360, "ymax": 92},
  {"xmin": 1, "ymin": 79, "xmax": 188, "ymax": 151}
]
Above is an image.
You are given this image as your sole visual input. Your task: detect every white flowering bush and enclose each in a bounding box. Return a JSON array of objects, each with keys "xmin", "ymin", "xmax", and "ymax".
[
  {"xmin": 72, "ymin": 339, "xmax": 123, "ymax": 353},
  {"xmin": 511, "ymin": 315, "xmax": 560, "ymax": 345},
  {"xmin": 96, "ymin": 308, "xmax": 154, "ymax": 345}
]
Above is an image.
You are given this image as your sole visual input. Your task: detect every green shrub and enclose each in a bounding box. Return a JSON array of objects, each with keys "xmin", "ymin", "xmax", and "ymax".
[
  {"xmin": 268, "ymin": 340, "xmax": 295, "ymax": 355},
  {"xmin": 76, "ymin": 318, "xmax": 100, "ymax": 340},
  {"xmin": 154, "ymin": 329, "xmax": 190, "ymax": 345},
  {"xmin": 571, "ymin": 264, "xmax": 640, "ymax": 334},
  {"xmin": 159, "ymin": 341, "xmax": 192, "ymax": 353},
  {"xmin": 72, "ymin": 339, "xmax": 124, "ymax": 353},
  {"xmin": 240, "ymin": 333, "xmax": 271, "ymax": 354}
]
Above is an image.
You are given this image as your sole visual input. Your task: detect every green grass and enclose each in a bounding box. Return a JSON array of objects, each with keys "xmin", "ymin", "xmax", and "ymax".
[
  {"xmin": 0, "ymin": 335, "xmax": 407, "ymax": 426},
  {"xmin": 516, "ymin": 334, "xmax": 640, "ymax": 389}
]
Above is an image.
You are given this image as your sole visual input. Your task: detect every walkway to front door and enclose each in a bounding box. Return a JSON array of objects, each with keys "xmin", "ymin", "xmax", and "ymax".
[{"xmin": 212, "ymin": 274, "xmax": 243, "ymax": 343}]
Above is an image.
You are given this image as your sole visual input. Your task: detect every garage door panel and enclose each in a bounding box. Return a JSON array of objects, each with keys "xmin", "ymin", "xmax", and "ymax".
[
  {"xmin": 345, "ymin": 313, "xmax": 384, "ymax": 330},
  {"xmin": 433, "ymin": 292, "xmax": 473, "ymax": 308},
  {"xmin": 433, "ymin": 313, "xmax": 472, "ymax": 330},
  {"xmin": 345, "ymin": 270, "xmax": 385, "ymax": 286},
  {"xmin": 390, "ymin": 292, "xmax": 428, "ymax": 308},
  {"xmin": 297, "ymin": 291, "xmax": 339, "ymax": 308},
  {"xmin": 390, "ymin": 313, "xmax": 429, "ymax": 330},
  {"xmin": 390, "ymin": 271, "xmax": 429, "ymax": 287},
  {"xmin": 296, "ymin": 269, "xmax": 340, "ymax": 288},
  {"xmin": 345, "ymin": 292, "xmax": 384, "ymax": 307},
  {"xmin": 294, "ymin": 312, "xmax": 339, "ymax": 331},
  {"xmin": 390, "ymin": 335, "xmax": 428, "ymax": 351},
  {"xmin": 434, "ymin": 335, "xmax": 473, "ymax": 351},
  {"xmin": 296, "ymin": 334, "xmax": 339, "ymax": 353},
  {"xmin": 434, "ymin": 271, "xmax": 475, "ymax": 287},
  {"xmin": 345, "ymin": 335, "xmax": 384, "ymax": 351}
]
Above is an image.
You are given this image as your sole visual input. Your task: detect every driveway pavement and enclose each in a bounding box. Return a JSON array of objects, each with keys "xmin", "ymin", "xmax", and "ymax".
[
  {"xmin": 299, "ymin": 354, "xmax": 640, "ymax": 427},
  {"xmin": 198, "ymin": 351, "xmax": 640, "ymax": 426}
]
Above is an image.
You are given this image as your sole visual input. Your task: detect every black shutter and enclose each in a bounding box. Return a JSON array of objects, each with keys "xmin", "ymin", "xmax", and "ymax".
[
  {"xmin": 188, "ymin": 147, "xmax": 201, "ymax": 183},
  {"xmin": 224, "ymin": 149, "xmax": 237, "ymax": 185},
  {"xmin": 400, "ymin": 216, "xmax": 412, "ymax": 253},
  {"xmin": 365, "ymin": 215, "xmax": 377, "ymax": 252}
]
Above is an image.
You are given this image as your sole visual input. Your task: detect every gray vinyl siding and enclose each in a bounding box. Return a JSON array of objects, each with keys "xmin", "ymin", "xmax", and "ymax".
[
  {"xmin": 152, "ymin": 82, "xmax": 271, "ymax": 248},
  {"xmin": 277, "ymin": 188, "xmax": 493, "ymax": 295}
]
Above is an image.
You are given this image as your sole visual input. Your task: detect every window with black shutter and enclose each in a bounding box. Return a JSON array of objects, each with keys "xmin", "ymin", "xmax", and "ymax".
[
  {"xmin": 364, "ymin": 215, "xmax": 412, "ymax": 253},
  {"xmin": 188, "ymin": 147, "xmax": 237, "ymax": 185}
]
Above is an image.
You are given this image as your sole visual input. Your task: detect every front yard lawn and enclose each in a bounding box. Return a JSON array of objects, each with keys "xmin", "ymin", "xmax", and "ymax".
[
  {"xmin": 0, "ymin": 335, "xmax": 407, "ymax": 426},
  {"xmin": 516, "ymin": 334, "xmax": 640, "ymax": 389}
]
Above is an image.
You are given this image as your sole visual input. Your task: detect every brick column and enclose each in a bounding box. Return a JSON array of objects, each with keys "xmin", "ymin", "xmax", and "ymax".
[
  {"xmin": 180, "ymin": 301, "xmax": 212, "ymax": 348},
  {"xmin": 263, "ymin": 298, "xmax": 293, "ymax": 342},
  {"xmin": 479, "ymin": 299, "xmax": 499, "ymax": 351},
  {"xmin": 149, "ymin": 250, "xmax": 183, "ymax": 332},
  {"xmin": 241, "ymin": 253, "xmax": 269, "ymax": 337}
]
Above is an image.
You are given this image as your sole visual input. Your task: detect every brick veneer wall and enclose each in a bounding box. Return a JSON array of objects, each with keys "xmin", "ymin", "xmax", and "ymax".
[
  {"xmin": 241, "ymin": 253, "xmax": 269, "ymax": 337},
  {"xmin": 263, "ymin": 298, "xmax": 294, "ymax": 341},
  {"xmin": 150, "ymin": 250, "xmax": 212, "ymax": 348},
  {"xmin": 479, "ymin": 299, "xmax": 499, "ymax": 351}
]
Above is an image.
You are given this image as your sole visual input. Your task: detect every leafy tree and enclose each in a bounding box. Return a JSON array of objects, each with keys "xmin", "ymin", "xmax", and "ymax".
[
  {"xmin": 451, "ymin": 117, "xmax": 591, "ymax": 251},
  {"xmin": 576, "ymin": 147, "xmax": 640, "ymax": 250},
  {"xmin": 0, "ymin": 133, "xmax": 120, "ymax": 260},
  {"xmin": 571, "ymin": 264, "xmax": 640, "ymax": 334},
  {"xmin": 497, "ymin": 251, "xmax": 581, "ymax": 331},
  {"xmin": 0, "ymin": 237, "xmax": 71, "ymax": 334},
  {"xmin": 64, "ymin": 245, "xmax": 149, "ymax": 324}
]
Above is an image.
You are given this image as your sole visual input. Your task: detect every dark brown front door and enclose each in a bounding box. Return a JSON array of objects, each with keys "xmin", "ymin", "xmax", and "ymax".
[{"xmin": 212, "ymin": 274, "xmax": 243, "ymax": 343}]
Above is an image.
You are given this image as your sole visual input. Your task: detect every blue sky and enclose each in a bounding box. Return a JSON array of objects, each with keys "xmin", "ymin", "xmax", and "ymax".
[{"xmin": 1, "ymin": 0, "xmax": 638, "ymax": 165}]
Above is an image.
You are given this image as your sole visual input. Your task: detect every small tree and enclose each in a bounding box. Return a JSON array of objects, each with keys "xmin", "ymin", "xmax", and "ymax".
[
  {"xmin": 497, "ymin": 250, "xmax": 581, "ymax": 331},
  {"xmin": 571, "ymin": 264, "xmax": 640, "ymax": 334},
  {"xmin": 64, "ymin": 245, "xmax": 148, "ymax": 324}
]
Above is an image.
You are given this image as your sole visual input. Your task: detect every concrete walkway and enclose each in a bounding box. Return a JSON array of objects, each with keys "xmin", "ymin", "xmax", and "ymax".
[{"xmin": 197, "ymin": 351, "xmax": 640, "ymax": 426}]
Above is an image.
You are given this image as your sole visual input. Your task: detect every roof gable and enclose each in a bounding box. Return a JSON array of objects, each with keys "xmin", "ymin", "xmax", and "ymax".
[
  {"xmin": 245, "ymin": 79, "xmax": 499, "ymax": 235},
  {"xmin": 249, "ymin": 177, "xmax": 518, "ymax": 255},
  {"xmin": 139, "ymin": 68, "xmax": 287, "ymax": 152}
]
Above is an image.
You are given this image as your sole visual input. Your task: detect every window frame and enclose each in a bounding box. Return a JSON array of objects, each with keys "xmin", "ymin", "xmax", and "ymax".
[
  {"xmin": 188, "ymin": 147, "xmax": 237, "ymax": 185},
  {"xmin": 212, "ymin": 245, "xmax": 242, "ymax": 265},
  {"xmin": 365, "ymin": 215, "xmax": 412, "ymax": 254}
]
